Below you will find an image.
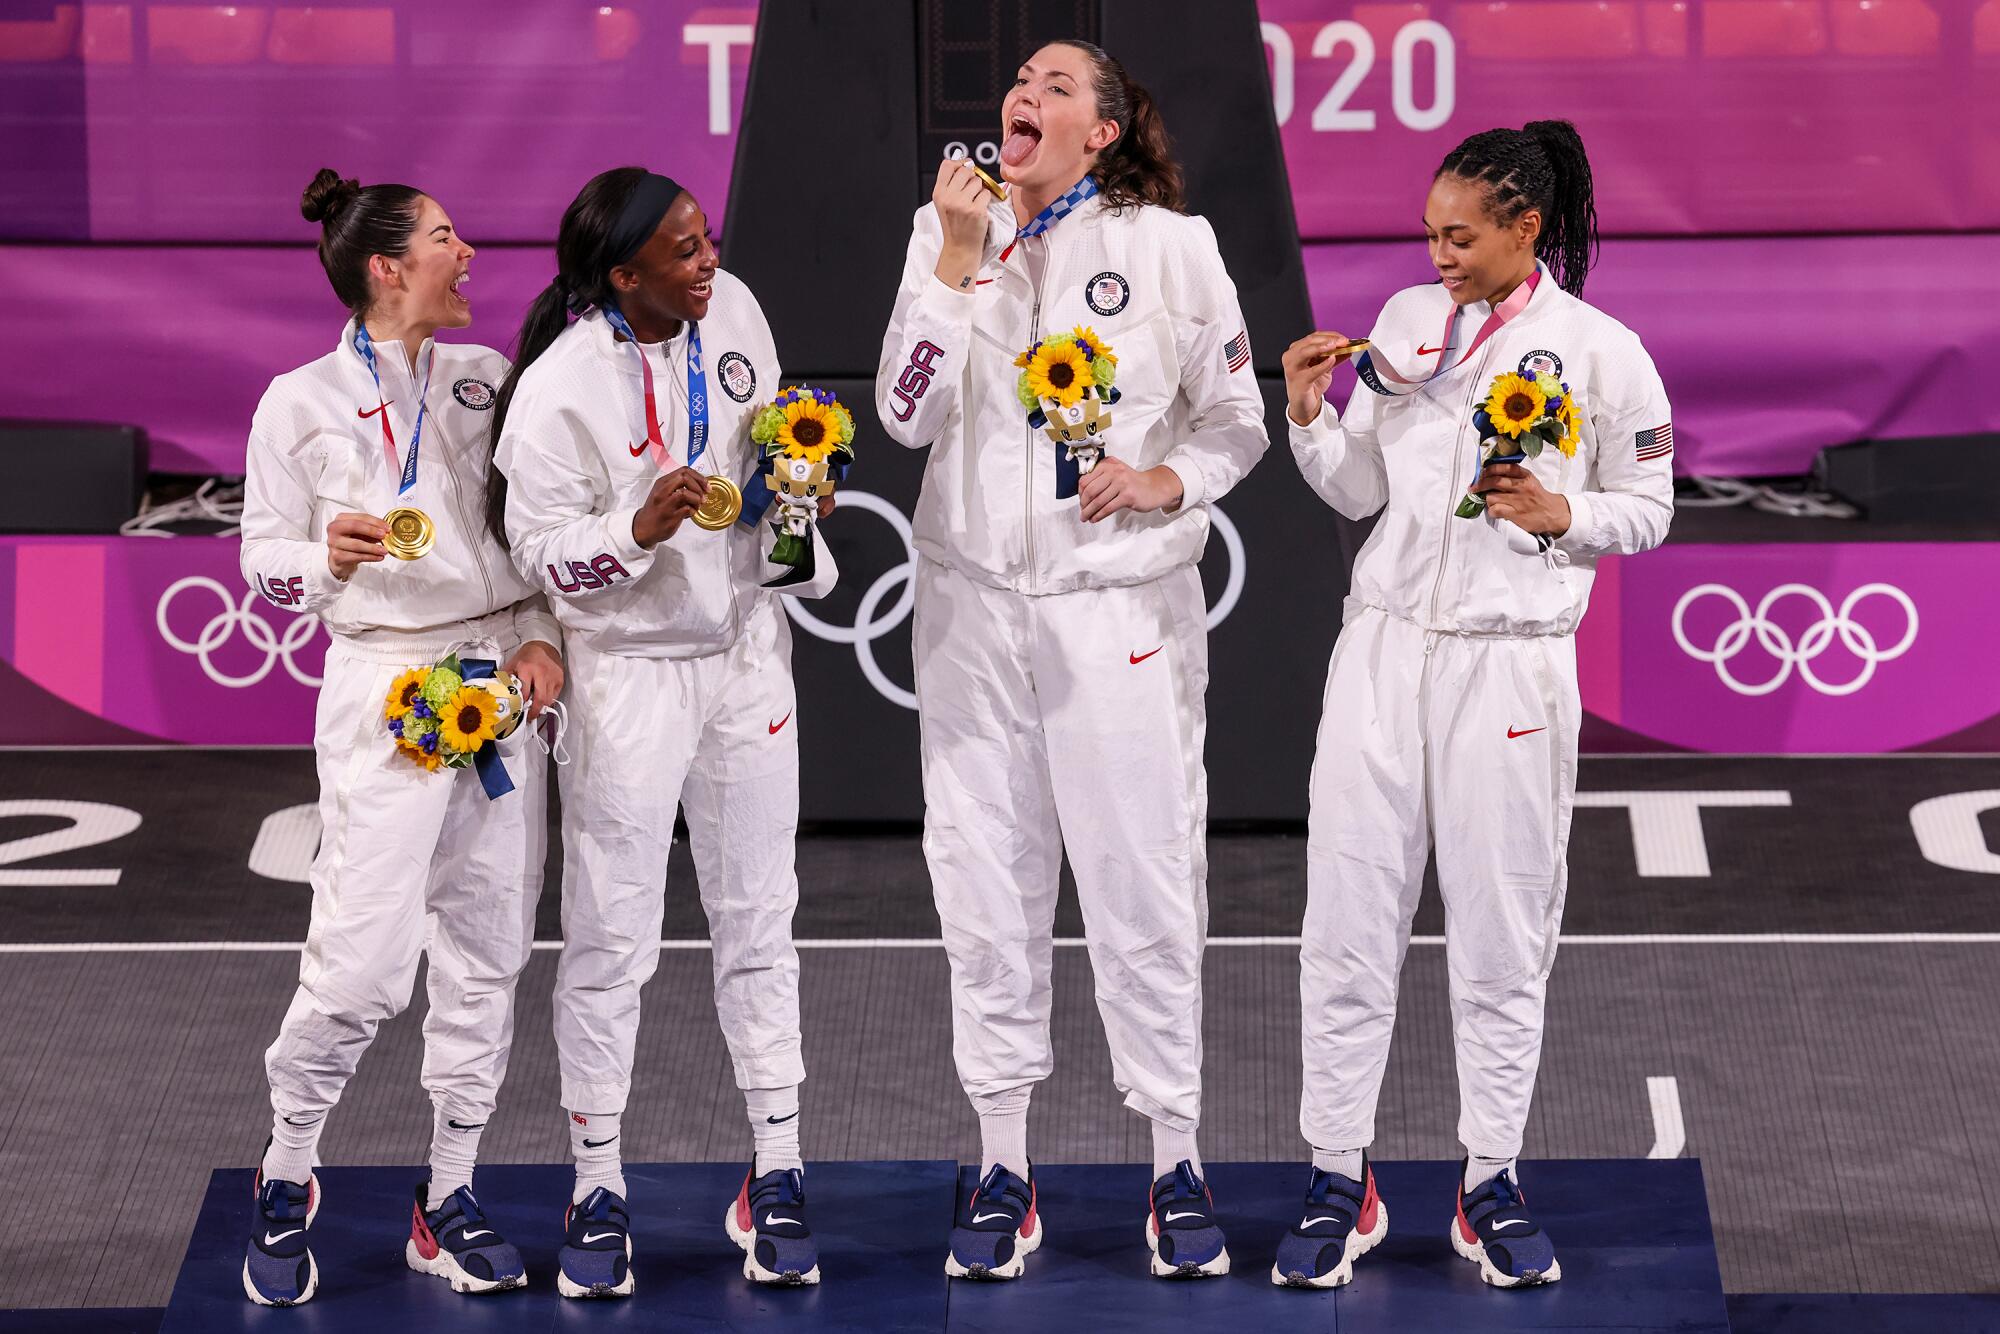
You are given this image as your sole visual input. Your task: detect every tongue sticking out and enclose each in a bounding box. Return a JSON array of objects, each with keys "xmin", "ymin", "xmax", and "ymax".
[{"xmin": 1001, "ymin": 130, "xmax": 1040, "ymax": 167}]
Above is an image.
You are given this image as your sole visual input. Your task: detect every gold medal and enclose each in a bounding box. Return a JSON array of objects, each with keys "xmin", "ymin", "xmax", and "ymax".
[
  {"xmin": 692, "ymin": 475, "xmax": 743, "ymax": 531},
  {"xmin": 966, "ymin": 160, "xmax": 1008, "ymax": 200},
  {"xmin": 382, "ymin": 506, "xmax": 436, "ymax": 560}
]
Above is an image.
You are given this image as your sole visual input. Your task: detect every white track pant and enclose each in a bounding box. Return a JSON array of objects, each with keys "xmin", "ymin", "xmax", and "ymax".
[
  {"xmin": 913, "ymin": 559, "xmax": 1210, "ymax": 1131},
  {"xmin": 1300, "ymin": 605, "xmax": 1580, "ymax": 1159},
  {"xmin": 553, "ymin": 598, "xmax": 805, "ymax": 1113},
  {"xmin": 265, "ymin": 624, "xmax": 546, "ymax": 1134}
]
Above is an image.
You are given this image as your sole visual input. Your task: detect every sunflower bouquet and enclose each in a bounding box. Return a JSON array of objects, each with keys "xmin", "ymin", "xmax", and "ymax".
[
  {"xmin": 749, "ymin": 385, "xmax": 856, "ymax": 567},
  {"xmin": 382, "ymin": 653, "xmax": 525, "ymax": 782},
  {"xmin": 1015, "ymin": 326, "xmax": 1120, "ymax": 497},
  {"xmin": 1454, "ymin": 370, "xmax": 1580, "ymax": 519}
]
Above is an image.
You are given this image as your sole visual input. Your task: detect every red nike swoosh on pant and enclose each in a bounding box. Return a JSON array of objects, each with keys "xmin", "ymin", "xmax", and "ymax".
[
  {"xmin": 1418, "ymin": 344, "xmax": 1445, "ymax": 356},
  {"xmin": 1130, "ymin": 646, "xmax": 1163, "ymax": 665},
  {"xmin": 1507, "ymin": 726, "xmax": 1547, "ymax": 739},
  {"xmin": 769, "ymin": 712, "xmax": 792, "ymax": 735},
  {"xmin": 628, "ymin": 441, "xmax": 649, "ymax": 457},
  {"xmin": 359, "ymin": 403, "xmax": 394, "ymax": 418}
]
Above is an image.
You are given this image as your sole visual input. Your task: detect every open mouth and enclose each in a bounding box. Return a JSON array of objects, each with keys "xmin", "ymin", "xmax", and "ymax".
[
  {"xmin": 689, "ymin": 277, "xmax": 714, "ymax": 301},
  {"xmin": 448, "ymin": 271, "xmax": 469, "ymax": 306},
  {"xmin": 1001, "ymin": 113, "xmax": 1042, "ymax": 168}
]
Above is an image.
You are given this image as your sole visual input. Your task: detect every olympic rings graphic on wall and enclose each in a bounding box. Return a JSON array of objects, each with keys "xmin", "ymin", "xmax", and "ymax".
[{"xmin": 1671, "ymin": 581, "xmax": 1918, "ymax": 697}]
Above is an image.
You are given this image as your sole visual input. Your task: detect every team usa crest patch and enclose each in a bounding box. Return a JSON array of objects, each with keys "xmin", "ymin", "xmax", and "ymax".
[
  {"xmin": 1518, "ymin": 348, "xmax": 1563, "ymax": 379},
  {"xmin": 1086, "ymin": 271, "xmax": 1130, "ymax": 316},
  {"xmin": 718, "ymin": 351, "xmax": 757, "ymax": 403},
  {"xmin": 452, "ymin": 378, "xmax": 496, "ymax": 410}
]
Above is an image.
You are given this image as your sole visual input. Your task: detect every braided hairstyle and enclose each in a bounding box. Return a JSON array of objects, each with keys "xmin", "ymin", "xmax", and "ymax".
[
  {"xmin": 1047, "ymin": 39, "xmax": 1185, "ymax": 213},
  {"xmin": 1435, "ymin": 120, "xmax": 1598, "ymax": 296}
]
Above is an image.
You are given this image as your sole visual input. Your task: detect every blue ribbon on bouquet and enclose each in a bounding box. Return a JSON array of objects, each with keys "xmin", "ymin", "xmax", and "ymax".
[{"xmin": 459, "ymin": 658, "xmax": 515, "ymax": 800}]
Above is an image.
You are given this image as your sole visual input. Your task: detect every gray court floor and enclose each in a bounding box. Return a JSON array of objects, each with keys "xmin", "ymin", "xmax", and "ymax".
[
  {"xmin": 3, "ymin": 750, "xmax": 1999, "ymax": 1309},
  {"xmin": 5, "ymin": 935, "xmax": 2000, "ymax": 1308}
]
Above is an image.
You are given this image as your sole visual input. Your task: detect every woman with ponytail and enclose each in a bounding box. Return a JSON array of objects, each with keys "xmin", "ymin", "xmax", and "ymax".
[
  {"xmin": 1271, "ymin": 121, "xmax": 1672, "ymax": 1292},
  {"xmin": 237, "ymin": 170, "xmax": 563, "ymax": 1306},
  {"xmin": 876, "ymin": 40, "xmax": 1267, "ymax": 1282},
  {"xmin": 491, "ymin": 167, "xmax": 838, "ymax": 1298}
]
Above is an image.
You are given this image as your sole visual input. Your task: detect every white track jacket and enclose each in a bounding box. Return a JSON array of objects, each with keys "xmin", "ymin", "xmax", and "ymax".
[
  {"xmin": 1293, "ymin": 265, "xmax": 1674, "ymax": 636},
  {"xmin": 877, "ymin": 193, "xmax": 1268, "ymax": 593},
  {"xmin": 240, "ymin": 320, "xmax": 559, "ymax": 650},
  {"xmin": 496, "ymin": 270, "xmax": 834, "ymax": 660}
]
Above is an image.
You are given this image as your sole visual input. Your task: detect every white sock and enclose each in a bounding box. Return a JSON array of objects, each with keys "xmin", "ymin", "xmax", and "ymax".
[
  {"xmin": 262, "ymin": 1108, "xmax": 323, "ymax": 1185},
  {"xmin": 427, "ymin": 1108, "xmax": 483, "ymax": 1203},
  {"xmin": 1465, "ymin": 1153, "xmax": 1517, "ymax": 1192},
  {"xmin": 977, "ymin": 1087, "xmax": 1031, "ymax": 1179},
  {"xmin": 1311, "ymin": 1147, "xmax": 1366, "ymax": 1181},
  {"xmin": 1150, "ymin": 1122, "xmax": 1202, "ymax": 1182},
  {"xmin": 569, "ymin": 1110, "xmax": 626, "ymax": 1204},
  {"xmin": 745, "ymin": 1085, "xmax": 803, "ymax": 1175}
]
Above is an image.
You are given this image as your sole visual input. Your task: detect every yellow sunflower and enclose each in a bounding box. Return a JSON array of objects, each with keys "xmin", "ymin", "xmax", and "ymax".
[
  {"xmin": 1025, "ymin": 340, "xmax": 1095, "ymax": 408},
  {"xmin": 1483, "ymin": 373, "xmax": 1546, "ymax": 439},
  {"xmin": 1554, "ymin": 394, "xmax": 1581, "ymax": 457},
  {"xmin": 776, "ymin": 398, "xmax": 843, "ymax": 462},
  {"xmin": 384, "ymin": 667, "xmax": 429, "ymax": 720},
  {"xmin": 1066, "ymin": 325, "xmax": 1117, "ymax": 365},
  {"xmin": 437, "ymin": 685, "xmax": 500, "ymax": 753}
]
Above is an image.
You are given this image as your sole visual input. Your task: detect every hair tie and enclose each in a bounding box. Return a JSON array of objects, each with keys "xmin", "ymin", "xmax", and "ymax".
[{"xmin": 554, "ymin": 272, "xmax": 591, "ymax": 317}]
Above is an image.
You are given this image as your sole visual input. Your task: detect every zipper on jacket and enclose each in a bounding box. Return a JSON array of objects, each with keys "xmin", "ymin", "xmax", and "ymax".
[
  {"xmin": 1024, "ymin": 238, "xmax": 1044, "ymax": 592},
  {"xmin": 1424, "ymin": 341, "xmax": 1499, "ymax": 633},
  {"xmin": 438, "ymin": 413, "xmax": 497, "ymax": 613}
]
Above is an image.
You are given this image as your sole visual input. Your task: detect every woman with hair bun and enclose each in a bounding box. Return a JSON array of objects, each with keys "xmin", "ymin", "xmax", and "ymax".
[
  {"xmin": 237, "ymin": 169, "xmax": 563, "ymax": 1306},
  {"xmin": 1272, "ymin": 120, "xmax": 1673, "ymax": 1292},
  {"xmin": 877, "ymin": 38, "xmax": 1268, "ymax": 1282}
]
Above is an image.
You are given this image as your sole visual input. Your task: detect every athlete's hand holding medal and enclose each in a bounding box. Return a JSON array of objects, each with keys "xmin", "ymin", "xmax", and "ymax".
[
  {"xmin": 1281, "ymin": 331, "xmax": 1369, "ymax": 428},
  {"xmin": 632, "ymin": 466, "xmax": 717, "ymax": 548}
]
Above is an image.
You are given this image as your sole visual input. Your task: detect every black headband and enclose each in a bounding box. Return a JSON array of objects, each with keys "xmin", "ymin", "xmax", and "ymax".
[
  {"xmin": 554, "ymin": 171, "xmax": 686, "ymax": 316},
  {"xmin": 605, "ymin": 172, "xmax": 684, "ymax": 269}
]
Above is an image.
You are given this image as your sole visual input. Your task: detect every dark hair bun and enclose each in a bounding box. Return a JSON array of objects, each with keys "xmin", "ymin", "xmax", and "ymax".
[{"xmin": 300, "ymin": 168, "xmax": 361, "ymax": 225}]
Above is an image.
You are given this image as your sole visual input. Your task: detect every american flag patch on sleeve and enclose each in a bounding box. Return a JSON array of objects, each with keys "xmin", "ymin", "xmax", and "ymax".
[
  {"xmin": 1635, "ymin": 423, "xmax": 1674, "ymax": 461},
  {"xmin": 1223, "ymin": 330, "xmax": 1250, "ymax": 374}
]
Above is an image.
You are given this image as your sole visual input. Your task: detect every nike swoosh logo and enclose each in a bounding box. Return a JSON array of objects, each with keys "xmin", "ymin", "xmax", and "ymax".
[
  {"xmin": 1300, "ymin": 1215, "xmax": 1343, "ymax": 1229},
  {"xmin": 628, "ymin": 440, "xmax": 649, "ymax": 457},
  {"xmin": 971, "ymin": 1211, "xmax": 1015, "ymax": 1225},
  {"xmin": 281, "ymin": 1115, "xmax": 319, "ymax": 1126},
  {"xmin": 583, "ymin": 1135, "xmax": 618, "ymax": 1148},
  {"xmin": 1507, "ymin": 726, "xmax": 1547, "ymax": 739},
  {"xmin": 461, "ymin": 1229, "xmax": 493, "ymax": 1241},
  {"xmin": 1129, "ymin": 646, "xmax": 1163, "ymax": 665},
  {"xmin": 769, "ymin": 711, "xmax": 792, "ymax": 735},
  {"xmin": 1489, "ymin": 1218, "xmax": 1530, "ymax": 1232},
  {"xmin": 263, "ymin": 1229, "xmax": 303, "ymax": 1245},
  {"xmin": 765, "ymin": 1111, "xmax": 799, "ymax": 1124},
  {"xmin": 580, "ymin": 1230, "xmax": 623, "ymax": 1244},
  {"xmin": 446, "ymin": 1119, "xmax": 484, "ymax": 1131},
  {"xmin": 1164, "ymin": 1210, "xmax": 1206, "ymax": 1223},
  {"xmin": 764, "ymin": 1213, "xmax": 801, "ymax": 1227},
  {"xmin": 359, "ymin": 402, "xmax": 394, "ymax": 419},
  {"xmin": 1418, "ymin": 343, "xmax": 1445, "ymax": 356}
]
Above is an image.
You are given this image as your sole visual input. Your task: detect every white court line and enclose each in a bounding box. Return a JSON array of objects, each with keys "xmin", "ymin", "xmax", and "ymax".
[
  {"xmin": 1647, "ymin": 1076, "xmax": 1686, "ymax": 1158},
  {"xmin": 6, "ymin": 932, "xmax": 2000, "ymax": 954}
]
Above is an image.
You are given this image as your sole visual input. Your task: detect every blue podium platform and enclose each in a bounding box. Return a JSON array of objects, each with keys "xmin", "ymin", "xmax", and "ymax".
[{"xmin": 162, "ymin": 1159, "xmax": 1729, "ymax": 1332}]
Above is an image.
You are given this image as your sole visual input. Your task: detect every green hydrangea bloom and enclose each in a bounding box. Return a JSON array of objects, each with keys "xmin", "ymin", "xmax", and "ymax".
[
  {"xmin": 750, "ymin": 405, "xmax": 785, "ymax": 446},
  {"xmin": 403, "ymin": 714, "xmax": 436, "ymax": 742},
  {"xmin": 1092, "ymin": 356, "xmax": 1117, "ymax": 388},
  {"xmin": 1015, "ymin": 373, "xmax": 1040, "ymax": 410},
  {"xmin": 832, "ymin": 405, "xmax": 857, "ymax": 446},
  {"xmin": 421, "ymin": 666, "xmax": 462, "ymax": 709}
]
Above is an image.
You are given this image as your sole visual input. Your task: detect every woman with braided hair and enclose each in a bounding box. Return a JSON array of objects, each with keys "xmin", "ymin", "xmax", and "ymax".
[{"xmin": 1270, "ymin": 120, "xmax": 1673, "ymax": 1291}]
